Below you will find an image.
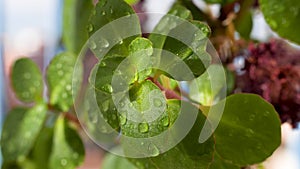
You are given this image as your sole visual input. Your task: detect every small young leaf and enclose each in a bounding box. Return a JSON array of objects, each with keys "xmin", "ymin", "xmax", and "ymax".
[
  {"xmin": 1, "ymin": 103, "xmax": 47, "ymax": 162},
  {"xmin": 102, "ymin": 153, "xmax": 137, "ymax": 169},
  {"xmin": 212, "ymin": 94, "xmax": 281, "ymax": 165},
  {"xmin": 120, "ymin": 80, "xmax": 171, "ymax": 137},
  {"xmin": 49, "ymin": 115, "xmax": 84, "ymax": 169},
  {"xmin": 63, "ymin": 0, "xmax": 94, "ymax": 54},
  {"xmin": 46, "ymin": 52, "xmax": 79, "ymax": 112},
  {"xmin": 189, "ymin": 65, "xmax": 226, "ymax": 106},
  {"xmin": 260, "ymin": 0, "xmax": 300, "ymax": 44},
  {"xmin": 11, "ymin": 58, "xmax": 43, "ymax": 103}
]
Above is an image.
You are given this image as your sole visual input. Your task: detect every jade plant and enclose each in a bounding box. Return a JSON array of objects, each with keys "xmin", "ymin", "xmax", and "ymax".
[{"xmin": 3, "ymin": 0, "xmax": 300, "ymax": 168}]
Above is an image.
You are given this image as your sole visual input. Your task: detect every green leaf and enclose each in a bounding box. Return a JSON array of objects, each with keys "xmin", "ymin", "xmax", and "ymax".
[
  {"xmin": 204, "ymin": 0, "xmax": 236, "ymax": 5},
  {"xmin": 212, "ymin": 94, "xmax": 281, "ymax": 165},
  {"xmin": 32, "ymin": 127, "xmax": 54, "ymax": 169},
  {"xmin": 189, "ymin": 65, "xmax": 226, "ymax": 106},
  {"xmin": 259, "ymin": 0, "xmax": 300, "ymax": 44},
  {"xmin": 149, "ymin": 4, "xmax": 192, "ymax": 50},
  {"xmin": 234, "ymin": 0, "xmax": 253, "ymax": 39},
  {"xmin": 89, "ymin": 0, "xmax": 141, "ymax": 57},
  {"xmin": 63, "ymin": 0, "xmax": 94, "ymax": 54},
  {"xmin": 102, "ymin": 153, "xmax": 137, "ymax": 169},
  {"xmin": 129, "ymin": 103, "xmax": 215, "ymax": 169},
  {"xmin": 208, "ymin": 153, "xmax": 239, "ymax": 169},
  {"xmin": 49, "ymin": 115, "xmax": 85, "ymax": 169},
  {"xmin": 1, "ymin": 103, "xmax": 47, "ymax": 162},
  {"xmin": 11, "ymin": 58, "xmax": 43, "ymax": 103},
  {"xmin": 119, "ymin": 80, "xmax": 171, "ymax": 137},
  {"xmin": 124, "ymin": 0, "xmax": 140, "ymax": 5},
  {"xmin": 177, "ymin": 0, "xmax": 206, "ymax": 21},
  {"xmin": 46, "ymin": 52, "xmax": 80, "ymax": 112},
  {"xmin": 150, "ymin": 5, "xmax": 211, "ymax": 78}
]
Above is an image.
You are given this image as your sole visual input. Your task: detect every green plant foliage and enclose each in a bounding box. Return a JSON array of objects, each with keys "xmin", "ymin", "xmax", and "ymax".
[
  {"xmin": 150, "ymin": 5, "xmax": 211, "ymax": 78},
  {"xmin": 31, "ymin": 127, "xmax": 54, "ymax": 169},
  {"xmin": 259, "ymin": 0, "xmax": 300, "ymax": 44},
  {"xmin": 212, "ymin": 94, "xmax": 281, "ymax": 165},
  {"xmin": 63, "ymin": 0, "xmax": 94, "ymax": 54},
  {"xmin": 234, "ymin": 3, "xmax": 253, "ymax": 39},
  {"xmin": 88, "ymin": 0, "xmax": 141, "ymax": 57},
  {"xmin": 49, "ymin": 115, "xmax": 85, "ymax": 169},
  {"xmin": 124, "ymin": 0, "xmax": 140, "ymax": 5},
  {"xmin": 11, "ymin": 58, "xmax": 43, "ymax": 103},
  {"xmin": 190, "ymin": 64, "xmax": 226, "ymax": 106},
  {"xmin": 46, "ymin": 52, "xmax": 78, "ymax": 112},
  {"xmin": 102, "ymin": 153, "xmax": 137, "ymax": 169},
  {"xmin": 1, "ymin": 103, "xmax": 47, "ymax": 162},
  {"xmin": 129, "ymin": 106, "xmax": 215, "ymax": 169}
]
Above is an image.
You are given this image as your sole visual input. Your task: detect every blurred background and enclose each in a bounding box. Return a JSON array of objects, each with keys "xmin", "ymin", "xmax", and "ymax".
[{"xmin": 0, "ymin": 0, "xmax": 299, "ymax": 168}]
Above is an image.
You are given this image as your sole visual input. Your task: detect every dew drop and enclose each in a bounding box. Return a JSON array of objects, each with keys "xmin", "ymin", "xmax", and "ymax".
[
  {"xmin": 23, "ymin": 73, "xmax": 31, "ymax": 79},
  {"xmin": 99, "ymin": 39, "xmax": 110, "ymax": 48},
  {"xmin": 100, "ymin": 61, "xmax": 106, "ymax": 67},
  {"xmin": 119, "ymin": 114, "xmax": 127, "ymax": 125},
  {"xmin": 56, "ymin": 63, "xmax": 62, "ymax": 69},
  {"xmin": 161, "ymin": 116, "xmax": 170, "ymax": 127},
  {"xmin": 102, "ymin": 11, "xmax": 106, "ymax": 15},
  {"xmin": 268, "ymin": 19, "xmax": 278, "ymax": 29},
  {"xmin": 245, "ymin": 129, "xmax": 254, "ymax": 137},
  {"xmin": 249, "ymin": 114, "xmax": 255, "ymax": 121},
  {"xmin": 102, "ymin": 100, "xmax": 110, "ymax": 112},
  {"xmin": 148, "ymin": 143, "xmax": 160, "ymax": 157},
  {"xmin": 61, "ymin": 159, "xmax": 68, "ymax": 166},
  {"xmin": 201, "ymin": 26, "xmax": 210, "ymax": 36},
  {"xmin": 62, "ymin": 92, "xmax": 68, "ymax": 99},
  {"xmin": 88, "ymin": 24, "xmax": 94, "ymax": 32},
  {"xmin": 138, "ymin": 123, "xmax": 149, "ymax": 133},
  {"xmin": 58, "ymin": 70, "xmax": 64, "ymax": 76},
  {"xmin": 73, "ymin": 153, "xmax": 79, "ymax": 159},
  {"xmin": 153, "ymin": 98, "xmax": 163, "ymax": 107},
  {"xmin": 101, "ymin": 84, "xmax": 113, "ymax": 93},
  {"xmin": 22, "ymin": 92, "xmax": 30, "ymax": 98},
  {"xmin": 90, "ymin": 41, "xmax": 97, "ymax": 50},
  {"xmin": 119, "ymin": 101, "xmax": 125, "ymax": 108}
]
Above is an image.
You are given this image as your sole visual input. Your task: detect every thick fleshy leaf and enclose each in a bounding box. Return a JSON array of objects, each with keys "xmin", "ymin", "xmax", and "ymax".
[
  {"xmin": 49, "ymin": 115, "xmax": 84, "ymax": 169},
  {"xmin": 46, "ymin": 52, "xmax": 79, "ymax": 112},
  {"xmin": 1, "ymin": 104, "xmax": 47, "ymax": 162},
  {"xmin": 129, "ymin": 105, "xmax": 215, "ymax": 169},
  {"xmin": 63, "ymin": 0, "xmax": 93, "ymax": 54},
  {"xmin": 11, "ymin": 58, "xmax": 43, "ymax": 103},
  {"xmin": 259, "ymin": 0, "xmax": 300, "ymax": 44},
  {"xmin": 89, "ymin": 0, "xmax": 141, "ymax": 57},
  {"xmin": 212, "ymin": 94, "xmax": 281, "ymax": 165},
  {"xmin": 102, "ymin": 153, "xmax": 137, "ymax": 169},
  {"xmin": 32, "ymin": 127, "xmax": 54, "ymax": 169}
]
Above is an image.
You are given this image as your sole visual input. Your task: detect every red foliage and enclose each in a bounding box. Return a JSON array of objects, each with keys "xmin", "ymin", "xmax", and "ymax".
[{"xmin": 236, "ymin": 39, "xmax": 300, "ymax": 127}]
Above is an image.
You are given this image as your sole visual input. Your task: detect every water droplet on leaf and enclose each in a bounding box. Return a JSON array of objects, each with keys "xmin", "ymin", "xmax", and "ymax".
[
  {"xmin": 138, "ymin": 123, "xmax": 149, "ymax": 133},
  {"xmin": 148, "ymin": 143, "xmax": 160, "ymax": 157}
]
